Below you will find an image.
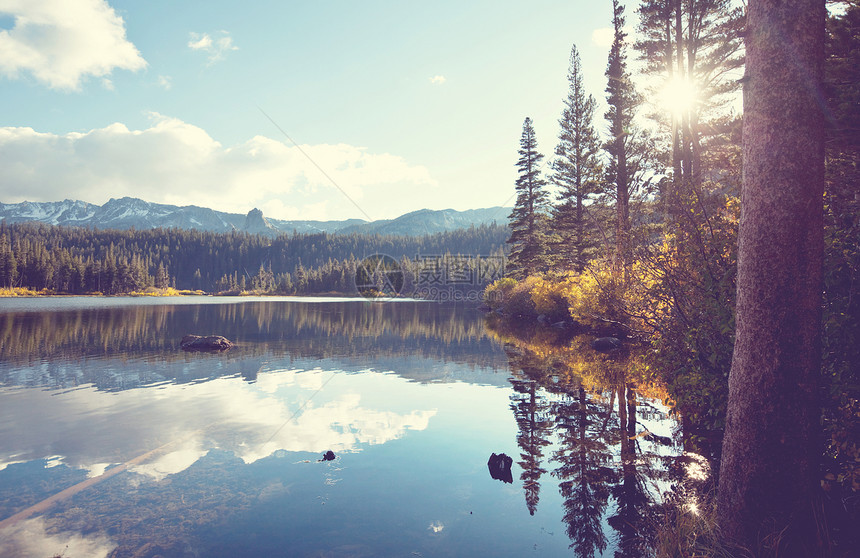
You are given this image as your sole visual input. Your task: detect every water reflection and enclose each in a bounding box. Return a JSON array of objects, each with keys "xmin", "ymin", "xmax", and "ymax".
[
  {"xmin": 490, "ymin": 318, "xmax": 680, "ymax": 557},
  {"xmin": 0, "ymin": 369, "xmax": 437, "ymax": 484},
  {"xmin": 0, "ymin": 299, "xmax": 563, "ymax": 558},
  {"xmin": 554, "ymin": 385, "xmax": 615, "ymax": 557},
  {"xmin": 0, "ymin": 298, "xmax": 693, "ymax": 557},
  {"xmin": 0, "ymin": 298, "xmax": 508, "ymax": 389}
]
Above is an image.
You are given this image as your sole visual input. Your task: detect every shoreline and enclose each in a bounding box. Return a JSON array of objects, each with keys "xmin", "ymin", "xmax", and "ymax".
[{"xmin": 0, "ymin": 287, "xmax": 364, "ymax": 299}]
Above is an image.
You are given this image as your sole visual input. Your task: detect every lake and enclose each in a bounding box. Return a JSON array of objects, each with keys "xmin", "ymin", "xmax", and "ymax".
[{"xmin": 0, "ymin": 297, "xmax": 694, "ymax": 558}]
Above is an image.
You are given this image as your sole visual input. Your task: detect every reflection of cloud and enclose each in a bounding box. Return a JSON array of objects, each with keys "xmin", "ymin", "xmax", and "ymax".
[
  {"xmin": 131, "ymin": 444, "xmax": 208, "ymax": 482},
  {"xmin": 166, "ymin": 371, "xmax": 437, "ymax": 465},
  {"xmin": 0, "ymin": 517, "xmax": 115, "ymax": 558},
  {"xmin": 233, "ymin": 389, "xmax": 436, "ymax": 463},
  {"xmin": 0, "ymin": 456, "xmax": 26, "ymax": 471},
  {"xmin": 255, "ymin": 368, "xmax": 304, "ymax": 393},
  {"xmin": 0, "ymin": 369, "xmax": 436, "ymax": 482},
  {"xmin": 86, "ymin": 462, "xmax": 112, "ymax": 478}
]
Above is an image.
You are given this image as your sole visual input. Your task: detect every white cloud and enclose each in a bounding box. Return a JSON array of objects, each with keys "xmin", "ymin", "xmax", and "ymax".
[
  {"xmin": 0, "ymin": 114, "xmax": 436, "ymax": 220},
  {"xmin": 187, "ymin": 33, "xmax": 213, "ymax": 51},
  {"xmin": 188, "ymin": 30, "xmax": 238, "ymax": 64},
  {"xmin": 591, "ymin": 27, "xmax": 615, "ymax": 47},
  {"xmin": 157, "ymin": 74, "xmax": 171, "ymax": 90},
  {"xmin": 0, "ymin": 0, "xmax": 146, "ymax": 90},
  {"xmin": 429, "ymin": 75, "xmax": 446, "ymax": 85}
]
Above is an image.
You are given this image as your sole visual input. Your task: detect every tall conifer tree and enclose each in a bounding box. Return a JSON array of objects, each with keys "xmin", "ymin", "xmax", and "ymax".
[
  {"xmin": 604, "ymin": 0, "xmax": 644, "ymax": 267},
  {"xmin": 508, "ymin": 117, "xmax": 550, "ymax": 279},
  {"xmin": 551, "ymin": 45, "xmax": 602, "ymax": 272}
]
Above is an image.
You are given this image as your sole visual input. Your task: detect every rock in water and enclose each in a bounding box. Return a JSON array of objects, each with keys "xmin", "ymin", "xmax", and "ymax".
[
  {"xmin": 591, "ymin": 337, "xmax": 622, "ymax": 352},
  {"xmin": 180, "ymin": 335, "xmax": 234, "ymax": 352},
  {"xmin": 487, "ymin": 452, "xmax": 513, "ymax": 484},
  {"xmin": 321, "ymin": 450, "xmax": 336, "ymax": 461}
]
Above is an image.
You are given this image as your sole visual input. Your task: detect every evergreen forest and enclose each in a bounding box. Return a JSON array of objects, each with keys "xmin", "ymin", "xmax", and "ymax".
[{"xmin": 0, "ymin": 221, "xmax": 507, "ymax": 296}]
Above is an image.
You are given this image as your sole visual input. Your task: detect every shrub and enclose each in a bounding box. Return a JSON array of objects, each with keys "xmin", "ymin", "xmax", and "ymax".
[
  {"xmin": 505, "ymin": 276, "xmax": 540, "ymax": 318},
  {"xmin": 484, "ymin": 277, "xmax": 517, "ymax": 310},
  {"xmin": 529, "ymin": 276, "xmax": 571, "ymax": 322}
]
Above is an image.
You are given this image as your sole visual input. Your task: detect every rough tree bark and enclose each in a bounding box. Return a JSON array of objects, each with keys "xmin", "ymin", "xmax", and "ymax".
[{"xmin": 716, "ymin": 0, "xmax": 825, "ymax": 552}]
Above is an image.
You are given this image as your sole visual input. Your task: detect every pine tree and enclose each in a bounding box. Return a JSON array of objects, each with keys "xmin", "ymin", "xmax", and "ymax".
[
  {"xmin": 0, "ymin": 234, "xmax": 17, "ymax": 288},
  {"xmin": 635, "ymin": 0, "xmax": 744, "ymax": 206},
  {"xmin": 605, "ymin": 0, "xmax": 636, "ymax": 265},
  {"xmin": 551, "ymin": 45, "xmax": 602, "ymax": 272},
  {"xmin": 604, "ymin": 0, "xmax": 654, "ymax": 268},
  {"xmin": 508, "ymin": 117, "xmax": 551, "ymax": 279},
  {"xmin": 155, "ymin": 262, "xmax": 170, "ymax": 289}
]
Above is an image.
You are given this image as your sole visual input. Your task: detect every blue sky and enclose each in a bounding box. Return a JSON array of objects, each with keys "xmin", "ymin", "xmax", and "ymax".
[{"xmin": 0, "ymin": 0, "xmax": 620, "ymax": 221}]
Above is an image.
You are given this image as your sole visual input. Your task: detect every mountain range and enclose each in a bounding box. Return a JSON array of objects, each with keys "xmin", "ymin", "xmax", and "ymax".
[{"xmin": 0, "ymin": 197, "xmax": 510, "ymax": 237}]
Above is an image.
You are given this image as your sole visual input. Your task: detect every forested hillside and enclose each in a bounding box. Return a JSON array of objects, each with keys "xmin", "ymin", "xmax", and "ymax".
[{"xmin": 0, "ymin": 221, "xmax": 508, "ymax": 295}]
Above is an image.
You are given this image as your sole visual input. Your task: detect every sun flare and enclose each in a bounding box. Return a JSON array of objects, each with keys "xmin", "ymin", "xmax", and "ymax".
[{"xmin": 660, "ymin": 76, "xmax": 699, "ymax": 119}]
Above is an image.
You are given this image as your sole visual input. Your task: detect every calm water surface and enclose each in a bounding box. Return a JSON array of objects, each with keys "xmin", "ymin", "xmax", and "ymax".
[{"xmin": 0, "ymin": 297, "xmax": 686, "ymax": 557}]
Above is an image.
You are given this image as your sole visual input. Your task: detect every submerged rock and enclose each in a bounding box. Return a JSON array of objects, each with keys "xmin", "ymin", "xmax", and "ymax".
[
  {"xmin": 487, "ymin": 452, "xmax": 513, "ymax": 484},
  {"xmin": 180, "ymin": 334, "xmax": 234, "ymax": 352},
  {"xmin": 591, "ymin": 336, "xmax": 622, "ymax": 352}
]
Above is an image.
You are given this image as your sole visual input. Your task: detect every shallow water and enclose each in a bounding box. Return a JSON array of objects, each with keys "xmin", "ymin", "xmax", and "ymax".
[{"xmin": 0, "ymin": 297, "xmax": 683, "ymax": 557}]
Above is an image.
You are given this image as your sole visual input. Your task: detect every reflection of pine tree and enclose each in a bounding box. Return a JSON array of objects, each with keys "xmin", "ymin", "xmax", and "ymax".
[
  {"xmin": 608, "ymin": 382, "xmax": 655, "ymax": 558},
  {"xmin": 552, "ymin": 385, "xmax": 617, "ymax": 557},
  {"xmin": 509, "ymin": 370, "xmax": 554, "ymax": 516}
]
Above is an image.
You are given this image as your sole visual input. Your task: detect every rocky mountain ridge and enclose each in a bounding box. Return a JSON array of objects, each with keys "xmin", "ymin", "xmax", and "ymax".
[{"xmin": 0, "ymin": 197, "xmax": 509, "ymax": 237}]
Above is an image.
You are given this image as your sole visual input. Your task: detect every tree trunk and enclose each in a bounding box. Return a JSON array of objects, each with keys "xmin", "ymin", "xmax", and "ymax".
[
  {"xmin": 575, "ymin": 188, "xmax": 584, "ymax": 272},
  {"xmin": 716, "ymin": 0, "xmax": 825, "ymax": 552},
  {"xmin": 668, "ymin": 13, "xmax": 681, "ymax": 217}
]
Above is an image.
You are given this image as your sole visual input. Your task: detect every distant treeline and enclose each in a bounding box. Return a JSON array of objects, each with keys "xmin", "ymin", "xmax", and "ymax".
[{"xmin": 0, "ymin": 221, "xmax": 508, "ymax": 295}]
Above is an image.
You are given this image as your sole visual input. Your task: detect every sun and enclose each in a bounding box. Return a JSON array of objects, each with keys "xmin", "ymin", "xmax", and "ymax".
[{"xmin": 660, "ymin": 76, "xmax": 699, "ymax": 120}]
